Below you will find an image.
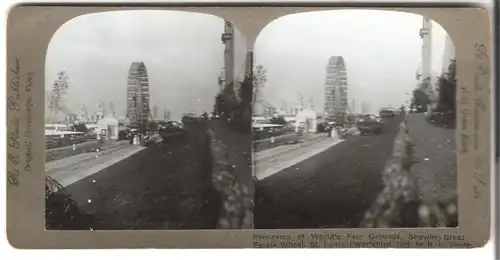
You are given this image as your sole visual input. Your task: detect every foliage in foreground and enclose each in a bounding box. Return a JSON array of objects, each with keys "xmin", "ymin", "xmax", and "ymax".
[
  {"xmin": 359, "ymin": 120, "xmax": 457, "ymax": 228},
  {"xmin": 45, "ymin": 176, "xmax": 94, "ymax": 230}
]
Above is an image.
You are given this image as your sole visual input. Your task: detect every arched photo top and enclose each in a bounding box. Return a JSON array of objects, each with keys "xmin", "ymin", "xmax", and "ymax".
[
  {"xmin": 252, "ymin": 9, "xmax": 461, "ymax": 231},
  {"xmin": 42, "ymin": 9, "xmax": 255, "ymax": 231},
  {"xmin": 45, "ymin": 10, "xmax": 247, "ymax": 123},
  {"xmin": 253, "ymin": 9, "xmax": 455, "ymax": 118}
]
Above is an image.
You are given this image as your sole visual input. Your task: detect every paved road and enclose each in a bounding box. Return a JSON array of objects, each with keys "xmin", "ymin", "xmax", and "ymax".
[
  {"xmin": 254, "ymin": 132, "xmax": 332, "ymax": 153},
  {"xmin": 46, "ymin": 139, "xmax": 103, "ymax": 162},
  {"xmin": 61, "ymin": 121, "xmax": 221, "ymax": 230},
  {"xmin": 254, "ymin": 135, "xmax": 343, "ymax": 181},
  {"xmin": 46, "ymin": 139, "xmax": 97, "ymax": 152},
  {"xmin": 253, "ymin": 132, "xmax": 302, "ymax": 152},
  {"xmin": 47, "ymin": 140, "xmax": 143, "ymax": 187},
  {"xmin": 254, "ymin": 116, "xmax": 403, "ymax": 229}
]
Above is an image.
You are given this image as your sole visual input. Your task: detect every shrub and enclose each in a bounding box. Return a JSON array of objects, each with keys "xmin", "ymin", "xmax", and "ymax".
[
  {"xmin": 71, "ymin": 123, "xmax": 88, "ymax": 133},
  {"xmin": 411, "ymin": 87, "xmax": 430, "ymax": 113},
  {"xmin": 270, "ymin": 116, "xmax": 287, "ymax": 125},
  {"xmin": 435, "ymin": 59, "xmax": 456, "ymax": 113}
]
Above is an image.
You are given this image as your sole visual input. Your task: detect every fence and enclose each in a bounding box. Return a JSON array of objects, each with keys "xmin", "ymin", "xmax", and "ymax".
[
  {"xmin": 45, "ymin": 135, "xmax": 90, "ymax": 150},
  {"xmin": 253, "ymin": 132, "xmax": 303, "ymax": 152},
  {"xmin": 359, "ymin": 117, "xmax": 458, "ymax": 228},
  {"xmin": 46, "ymin": 140, "xmax": 103, "ymax": 162}
]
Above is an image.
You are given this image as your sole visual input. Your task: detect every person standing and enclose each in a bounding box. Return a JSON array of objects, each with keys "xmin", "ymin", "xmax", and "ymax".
[
  {"xmin": 129, "ymin": 130, "xmax": 135, "ymax": 144},
  {"xmin": 326, "ymin": 122, "xmax": 334, "ymax": 137}
]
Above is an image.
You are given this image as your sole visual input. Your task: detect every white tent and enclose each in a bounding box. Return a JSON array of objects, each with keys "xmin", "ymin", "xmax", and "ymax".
[
  {"xmin": 295, "ymin": 108, "xmax": 318, "ymax": 133},
  {"xmin": 97, "ymin": 116, "xmax": 119, "ymax": 140}
]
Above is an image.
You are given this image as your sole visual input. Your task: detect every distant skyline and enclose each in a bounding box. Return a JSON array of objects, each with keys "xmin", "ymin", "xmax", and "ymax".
[
  {"xmin": 46, "ymin": 10, "xmax": 453, "ymax": 120},
  {"xmin": 254, "ymin": 10, "xmax": 451, "ymax": 114},
  {"xmin": 45, "ymin": 10, "xmax": 247, "ymax": 122}
]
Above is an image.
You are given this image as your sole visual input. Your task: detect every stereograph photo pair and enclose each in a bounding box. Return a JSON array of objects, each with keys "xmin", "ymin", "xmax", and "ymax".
[{"xmin": 5, "ymin": 3, "xmax": 494, "ymax": 249}]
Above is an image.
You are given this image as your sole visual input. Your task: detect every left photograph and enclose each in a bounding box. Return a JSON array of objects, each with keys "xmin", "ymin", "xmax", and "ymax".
[{"xmin": 44, "ymin": 10, "xmax": 253, "ymax": 230}]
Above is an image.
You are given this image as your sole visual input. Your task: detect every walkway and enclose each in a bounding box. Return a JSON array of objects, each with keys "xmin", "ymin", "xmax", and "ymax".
[
  {"xmin": 47, "ymin": 142, "xmax": 146, "ymax": 187},
  {"xmin": 407, "ymin": 113, "xmax": 457, "ymax": 200},
  {"xmin": 254, "ymin": 134, "xmax": 343, "ymax": 181}
]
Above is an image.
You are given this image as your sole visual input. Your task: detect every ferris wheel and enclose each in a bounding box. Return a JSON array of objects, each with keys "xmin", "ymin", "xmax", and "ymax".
[{"xmin": 126, "ymin": 62, "xmax": 150, "ymax": 125}]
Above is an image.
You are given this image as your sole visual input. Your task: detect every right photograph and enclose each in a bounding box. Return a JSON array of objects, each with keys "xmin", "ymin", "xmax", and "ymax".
[{"xmin": 252, "ymin": 10, "xmax": 458, "ymax": 229}]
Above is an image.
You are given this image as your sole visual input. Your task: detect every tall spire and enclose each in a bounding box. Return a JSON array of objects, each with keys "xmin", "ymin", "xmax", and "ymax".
[
  {"xmin": 152, "ymin": 105, "xmax": 158, "ymax": 120},
  {"xmin": 221, "ymin": 20, "xmax": 235, "ymax": 90},
  {"xmin": 108, "ymin": 101, "xmax": 115, "ymax": 117},
  {"xmin": 80, "ymin": 104, "xmax": 88, "ymax": 122},
  {"xmin": 308, "ymin": 96, "xmax": 315, "ymax": 110}
]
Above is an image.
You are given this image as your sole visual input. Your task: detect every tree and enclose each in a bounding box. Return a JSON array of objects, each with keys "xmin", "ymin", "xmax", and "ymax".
[
  {"xmin": 270, "ymin": 115, "xmax": 287, "ymax": 125},
  {"xmin": 212, "ymin": 51, "xmax": 255, "ymax": 132},
  {"xmin": 48, "ymin": 71, "xmax": 69, "ymax": 119},
  {"xmin": 214, "ymin": 81, "xmax": 240, "ymax": 119},
  {"xmin": 252, "ymin": 64, "xmax": 267, "ymax": 106},
  {"xmin": 201, "ymin": 111, "xmax": 209, "ymax": 120},
  {"xmin": 146, "ymin": 120, "xmax": 158, "ymax": 131},
  {"xmin": 45, "ymin": 91, "xmax": 53, "ymax": 122},
  {"xmin": 71, "ymin": 123, "xmax": 88, "ymax": 133},
  {"xmin": 435, "ymin": 58, "xmax": 456, "ymax": 113},
  {"xmin": 411, "ymin": 87, "xmax": 430, "ymax": 113},
  {"xmin": 410, "ymin": 76, "xmax": 433, "ymax": 113}
]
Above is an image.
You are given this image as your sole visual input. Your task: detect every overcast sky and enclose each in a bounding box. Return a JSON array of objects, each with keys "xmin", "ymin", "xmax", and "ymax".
[
  {"xmin": 46, "ymin": 9, "xmax": 451, "ymax": 120},
  {"xmin": 46, "ymin": 10, "xmax": 247, "ymax": 121},
  {"xmin": 255, "ymin": 9, "xmax": 450, "ymax": 114}
]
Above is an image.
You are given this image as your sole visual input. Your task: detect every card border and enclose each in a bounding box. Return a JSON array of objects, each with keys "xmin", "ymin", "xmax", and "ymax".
[{"xmin": 5, "ymin": 3, "xmax": 493, "ymax": 249}]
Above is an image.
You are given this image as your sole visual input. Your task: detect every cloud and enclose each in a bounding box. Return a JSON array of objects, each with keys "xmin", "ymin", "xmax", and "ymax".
[
  {"xmin": 46, "ymin": 10, "xmax": 247, "ymax": 121},
  {"xmin": 254, "ymin": 9, "xmax": 450, "ymax": 113},
  {"xmin": 46, "ymin": 9, "xmax": 450, "ymax": 119}
]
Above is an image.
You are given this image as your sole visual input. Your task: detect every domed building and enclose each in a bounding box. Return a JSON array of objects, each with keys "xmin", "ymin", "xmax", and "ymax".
[
  {"xmin": 97, "ymin": 115, "xmax": 119, "ymax": 140},
  {"xmin": 295, "ymin": 104, "xmax": 318, "ymax": 133}
]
